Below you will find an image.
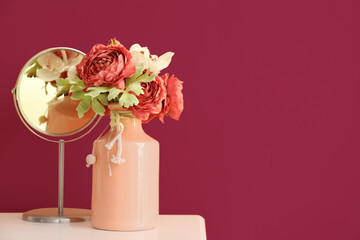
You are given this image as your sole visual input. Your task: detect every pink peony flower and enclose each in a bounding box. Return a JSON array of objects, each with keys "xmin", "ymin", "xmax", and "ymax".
[
  {"xmin": 76, "ymin": 43, "xmax": 135, "ymax": 89},
  {"xmin": 129, "ymin": 75, "xmax": 167, "ymax": 121},
  {"xmin": 143, "ymin": 74, "xmax": 184, "ymax": 123}
]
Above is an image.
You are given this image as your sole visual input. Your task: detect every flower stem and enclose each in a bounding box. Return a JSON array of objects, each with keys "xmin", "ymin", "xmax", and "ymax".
[{"xmin": 61, "ymin": 50, "xmax": 69, "ymax": 65}]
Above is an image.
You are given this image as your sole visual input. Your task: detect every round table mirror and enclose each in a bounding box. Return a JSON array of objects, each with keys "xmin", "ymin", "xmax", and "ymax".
[{"xmin": 12, "ymin": 47, "xmax": 101, "ymax": 223}]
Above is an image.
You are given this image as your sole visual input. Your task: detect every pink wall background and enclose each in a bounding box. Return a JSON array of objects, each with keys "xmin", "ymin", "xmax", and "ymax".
[{"xmin": 1, "ymin": 0, "xmax": 360, "ymax": 239}]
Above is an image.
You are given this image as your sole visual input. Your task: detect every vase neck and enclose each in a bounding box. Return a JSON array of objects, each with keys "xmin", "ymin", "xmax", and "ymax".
[{"xmin": 110, "ymin": 110, "xmax": 143, "ymax": 132}]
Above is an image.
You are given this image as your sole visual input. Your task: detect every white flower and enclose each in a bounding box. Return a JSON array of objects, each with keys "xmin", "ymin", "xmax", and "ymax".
[
  {"xmin": 36, "ymin": 50, "xmax": 83, "ymax": 82},
  {"xmin": 129, "ymin": 43, "xmax": 174, "ymax": 73}
]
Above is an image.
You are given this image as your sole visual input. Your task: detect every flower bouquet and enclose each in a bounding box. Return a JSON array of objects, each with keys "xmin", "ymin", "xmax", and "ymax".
[
  {"xmin": 56, "ymin": 38, "xmax": 184, "ymax": 231},
  {"xmin": 53, "ymin": 38, "xmax": 184, "ymax": 123}
]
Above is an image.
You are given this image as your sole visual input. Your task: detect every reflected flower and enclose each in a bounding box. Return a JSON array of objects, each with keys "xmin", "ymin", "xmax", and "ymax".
[{"xmin": 36, "ymin": 50, "xmax": 83, "ymax": 82}]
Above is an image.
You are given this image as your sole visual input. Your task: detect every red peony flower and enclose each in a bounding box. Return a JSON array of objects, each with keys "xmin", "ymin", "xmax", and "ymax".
[
  {"xmin": 129, "ymin": 75, "xmax": 167, "ymax": 121},
  {"xmin": 76, "ymin": 43, "xmax": 135, "ymax": 89},
  {"xmin": 143, "ymin": 74, "xmax": 184, "ymax": 123}
]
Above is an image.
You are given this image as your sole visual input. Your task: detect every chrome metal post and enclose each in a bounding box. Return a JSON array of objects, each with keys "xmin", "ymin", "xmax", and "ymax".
[{"xmin": 58, "ymin": 139, "xmax": 64, "ymax": 216}]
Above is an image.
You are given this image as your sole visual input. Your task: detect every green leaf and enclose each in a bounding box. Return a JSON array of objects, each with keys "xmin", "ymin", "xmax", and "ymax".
[
  {"xmin": 56, "ymin": 78, "xmax": 70, "ymax": 86},
  {"xmin": 125, "ymin": 69, "xmax": 158, "ymax": 89},
  {"xmin": 108, "ymin": 88, "xmax": 123, "ymax": 101},
  {"xmin": 56, "ymin": 85, "xmax": 71, "ymax": 98},
  {"xmin": 76, "ymin": 97, "xmax": 91, "ymax": 118},
  {"xmin": 133, "ymin": 64, "xmax": 145, "ymax": 77},
  {"xmin": 71, "ymin": 90, "xmax": 86, "ymax": 100},
  {"xmin": 25, "ymin": 60, "xmax": 41, "ymax": 78},
  {"xmin": 92, "ymin": 98, "xmax": 106, "ymax": 116},
  {"xmin": 72, "ymin": 84, "xmax": 85, "ymax": 91},
  {"xmin": 96, "ymin": 94, "xmax": 108, "ymax": 106},
  {"xmin": 85, "ymin": 86, "xmax": 111, "ymax": 98},
  {"xmin": 136, "ymin": 69, "xmax": 158, "ymax": 83},
  {"xmin": 126, "ymin": 82, "xmax": 144, "ymax": 95},
  {"xmin": 87, "ymin": 86, "xmax": 111, "ymax": 92},
  {"xmin": 119, "ymin": 92, "xmax": 139, "ymax": 108},
  {"xmin": 125, "ymin": 64, "xmax": 145, "ymax": 87},
  {"xmin": 69, "ymin": 79, "xmax": 85, "ymax": 90},
  {"xmin": 69, "ymin": 78, "xmax": 85, "ymax": 86}
]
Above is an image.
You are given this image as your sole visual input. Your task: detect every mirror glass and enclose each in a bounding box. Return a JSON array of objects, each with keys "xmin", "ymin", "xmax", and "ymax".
[{"xmin": 15, "ymin": 48, "xmax": 95, "ymax": 137}]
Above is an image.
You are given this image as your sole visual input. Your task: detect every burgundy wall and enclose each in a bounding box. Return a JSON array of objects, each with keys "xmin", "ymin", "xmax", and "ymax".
[{"xmin": 1, "ymin": 0, "xmax": 360, "ymax": 239}]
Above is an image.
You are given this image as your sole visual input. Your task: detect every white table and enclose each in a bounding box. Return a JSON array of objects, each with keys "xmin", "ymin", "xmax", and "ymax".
[{"xmin": 0, "ymin": 213, "xmax": 206, "ymax": 240}]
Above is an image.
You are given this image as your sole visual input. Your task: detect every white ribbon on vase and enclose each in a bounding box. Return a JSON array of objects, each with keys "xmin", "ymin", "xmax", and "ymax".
[
  {"xmin": 105, "ymin": 110, "xmax": 133, "ymax": 176},
  {"xmin": 86, "ymin": 110, "xmax": 133, "ymax": 176}
]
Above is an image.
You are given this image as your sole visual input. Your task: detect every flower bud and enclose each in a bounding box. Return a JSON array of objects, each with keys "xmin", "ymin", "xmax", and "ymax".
[{"xmin": 108, "ymin": 38, "xmax": 120, "ymax": 46}]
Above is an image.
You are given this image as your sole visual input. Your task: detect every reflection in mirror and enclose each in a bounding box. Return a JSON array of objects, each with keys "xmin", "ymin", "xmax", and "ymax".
[{"xmin": 16, "ymin": 48, "xmax": 95, "ymax": 136}]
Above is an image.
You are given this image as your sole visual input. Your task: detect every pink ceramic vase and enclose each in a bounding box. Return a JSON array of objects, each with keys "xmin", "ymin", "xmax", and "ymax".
[{"xmin": 91, "ymin": 103, "xmax": 159, "ymax": 231}]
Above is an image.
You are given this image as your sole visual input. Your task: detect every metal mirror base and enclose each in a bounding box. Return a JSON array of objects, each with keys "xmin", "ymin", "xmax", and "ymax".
[{"xmin": 22, "ymin": 208, "xmax": 91, "ymax": 223}]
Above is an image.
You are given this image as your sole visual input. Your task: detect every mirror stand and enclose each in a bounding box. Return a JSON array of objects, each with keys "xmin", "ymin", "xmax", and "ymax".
[
  {"xmin": 22, "ymin": 140, "xmax": 90, "ymax": 223},
  {"xmin": 13, "ymin": 47, "xmax": 101, "ymax": 223}
]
